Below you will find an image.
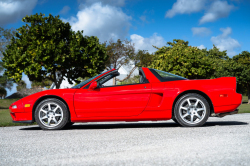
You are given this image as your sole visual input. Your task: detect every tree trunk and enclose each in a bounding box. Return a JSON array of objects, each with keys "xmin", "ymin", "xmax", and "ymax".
[
  {"xmin": 247, "ymin": 83, "xmax": 250, "ymax": 104},
  {"xmin": 113, "ymin": 77, "xmax": 116, "ymax": 85},
  {"xmin": 56, "ymin": 83, "xmax": 60, "ymax": 89}
]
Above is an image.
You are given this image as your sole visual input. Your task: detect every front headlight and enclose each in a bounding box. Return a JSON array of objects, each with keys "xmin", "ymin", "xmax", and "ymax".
[{"xmin": 12, "ymin": 105, "xmax": 17, "ymax": 109}]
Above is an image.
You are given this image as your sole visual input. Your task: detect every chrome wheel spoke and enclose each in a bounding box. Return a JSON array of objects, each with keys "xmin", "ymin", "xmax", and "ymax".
[
  {"xmin": 183, "ymin": 113, "xmax": 189, "ymax": 118},
  {"xmin": 195, "ymin": 113, "xmax": 202, "ymax": 119},
  {"xmin": 53, "ymin": 106, "xmax": 59, "ymax": 112},
  {"xmin": 53, "ymin": 117, "xmax": 58, "ymax": 124},
  {"xmin": 48, "ymin": 117, "xmax": 52, "ymax": 126},
  {"xmin": 41, "ymin": 109, "xmax": 47, "ymax": 114},
  {"xmin": 181, "ymin": 106, "xmax": 188, "ymax": 110},
  {"xmin": 55, "ymin": 113, "xmax": 62, "ymax": 117},
  {"xmin": 196, "ymin": 108, "xmax": 204, "ymax": 112},
  {"xmin": 41, "ymin": 115, "xmax": 48, "ymax": 120},
  {"xmin": 194, "ymin": 100, "xmax": 200, "ymax": 107},
  {"xmin": 187, "ymin": 99, "xmax": 191, "ymax": 106},
  {"xmin": 48, "ymin": 104, "xmax": 51, "ymax": 111},
  {"xmin": 190, "ymin": 114, "xmax": 194, "ymax": 123}
]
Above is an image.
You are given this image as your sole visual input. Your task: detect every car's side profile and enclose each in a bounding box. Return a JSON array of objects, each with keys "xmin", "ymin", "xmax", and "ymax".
[{"xmin": 9, "ymin": 67, "xmax": 242, "ymax": 130}]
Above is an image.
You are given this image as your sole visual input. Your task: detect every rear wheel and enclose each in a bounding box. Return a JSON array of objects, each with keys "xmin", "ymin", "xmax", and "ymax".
[
  {"xmin": 174, "ymin": 93, "xmax": 210, "ymax": 127},
  {"xmin": 35, "ymin": 98, "xmax": 69, "ymax": 130}
]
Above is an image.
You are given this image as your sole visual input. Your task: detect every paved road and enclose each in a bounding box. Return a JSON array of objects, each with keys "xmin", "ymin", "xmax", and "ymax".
[{"xmin": 1, "ymin": 114, "xmax": 250, "ymax": 166}]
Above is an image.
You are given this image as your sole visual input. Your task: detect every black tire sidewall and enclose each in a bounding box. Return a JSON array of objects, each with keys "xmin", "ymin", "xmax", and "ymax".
[
  {"xmin": 35, "ymin": 98, "xmax": 69, "ymax": 130},
  {"xmin": 174, "ymin": 93, "xmax": 210, "ymax": 127}
]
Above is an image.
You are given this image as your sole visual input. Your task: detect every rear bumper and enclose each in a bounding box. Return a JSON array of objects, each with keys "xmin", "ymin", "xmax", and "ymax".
[
  {"xmin": 214, "ymin": 104, "xmax": 241, "ymax": 114},
  {"xmin": 211, "ymin": 109, "xmax": 238, "ymax": 118},
  {"xmin": 214, "ymin": 92, "xmax": 242, "ymax": 114}
]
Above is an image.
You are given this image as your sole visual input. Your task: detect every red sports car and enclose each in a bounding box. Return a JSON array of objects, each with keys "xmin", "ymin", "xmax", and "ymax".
[{"xmin": 9, "ymin": 67, "xmax": 242, "ymax": 130}]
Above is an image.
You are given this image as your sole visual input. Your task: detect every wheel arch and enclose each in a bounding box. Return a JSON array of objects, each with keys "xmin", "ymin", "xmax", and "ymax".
[
  {"xmin": 172, "ymin": 90, "xmax": 214, "ymax": 118},
  {"xmin": 32, "ymin": 95, "xmax": 70, "ymax": 122}
]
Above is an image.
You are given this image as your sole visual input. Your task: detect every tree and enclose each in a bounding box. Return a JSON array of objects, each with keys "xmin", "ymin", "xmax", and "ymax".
[
  {"xmin": 0, "ymin": 87, "xmax": 7, "ymax": 99},
  {"xmin": 150, "ymin": 39, "xmax": 215, "ymax": 79},
  {"xmin": 32, "ymin": 79, "xmax": 52, "ymax": 89},
  {"xmin": 0, "ymin": 27, "xmax": 16, "ymax": 58},
  {"xmin": 3, "ymin": 13, "xmax": 108, "ymax": 89},
  {"xmin": 16, "ymin": 80, "xmax": 27, "ymax": 91},
  {"xmin": 0, "ymin": 27, "xmax": 14, "ymax": 90},
  {"xmin": 134, "ymin": 50, "xmax": 154, "ymax": 68},
  {"xmin": 105, "ymin": 39, "xmax": 135, "ymax": 85},
  {"xmin": 232, "ymin": 51, "xmax": 250, "ymax": 104}
]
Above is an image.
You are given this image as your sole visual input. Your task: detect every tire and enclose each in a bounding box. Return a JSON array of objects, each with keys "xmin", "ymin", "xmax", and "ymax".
[
  {"xmin": 35, "ymin": 98, "xmax": 69, "ymax": 130},
  {"xmin": 172, "ymin": 118, "xmax": 179, "ymax": 124},
  {"xmin": 174, "ymin": 93, "xmax": 210, "ymax": 127},
  {"xmin": 64, "ymin": 122, "xmax": 75, "ymax": 128}
]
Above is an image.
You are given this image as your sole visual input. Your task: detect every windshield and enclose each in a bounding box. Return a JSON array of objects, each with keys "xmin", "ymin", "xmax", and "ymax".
[
  {"xmin": 71, "ymin": 71, "xmax": 108, "ymax": 89},
  {"xmin": 153, "ymin": 69, "xmax": 187, "ymax": 79}
]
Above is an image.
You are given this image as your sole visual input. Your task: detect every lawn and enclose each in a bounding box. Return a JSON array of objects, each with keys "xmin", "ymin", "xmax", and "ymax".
[{"xmin": 0, "ymin": 96, "xmax": 249, "ymax": 127}]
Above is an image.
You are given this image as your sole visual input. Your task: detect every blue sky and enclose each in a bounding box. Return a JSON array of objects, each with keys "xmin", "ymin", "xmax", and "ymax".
[{"xmin": 1, "ymin": 0, "xmax": 250, "ymax": 96}]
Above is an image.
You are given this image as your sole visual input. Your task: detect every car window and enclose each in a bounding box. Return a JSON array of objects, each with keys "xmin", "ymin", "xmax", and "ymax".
[
  {"xmin": 99, "ymin": 68, "xmax": 148, "ymax": 87},
  {"xmin": 154, "ymin": 69, "xmax": 187, "ymax": 79}
]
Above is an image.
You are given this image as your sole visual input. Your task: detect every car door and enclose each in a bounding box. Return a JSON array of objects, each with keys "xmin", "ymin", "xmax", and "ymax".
[{"xmin": 74, "ymin": 83, "xmax": 151, "ymax": 117}]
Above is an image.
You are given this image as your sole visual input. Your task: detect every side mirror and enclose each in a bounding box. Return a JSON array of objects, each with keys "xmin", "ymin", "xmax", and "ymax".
[{"xmin": 89, "ymin": 81, "xmax": 98, "ymax": 90}]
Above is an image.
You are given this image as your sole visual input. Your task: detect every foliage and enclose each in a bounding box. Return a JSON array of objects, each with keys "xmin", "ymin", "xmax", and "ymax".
[
  {"xmin": 150, "ymin": 39, "xmax": 215, "ymax": 79},
  {"xmin": 3, "ymin": 13, "xmax": 108, "ymax": 89},
  {"xmin": 0, "ymin": 27, "xmax": 15, "ymax": 90},
  {"xmin": 0, "ymin": 27, "xmax": 16, "ymax": 59},
  {"xmin": 105, "ymin": 39, "xmax": 135, "ymax": 69},
  {"xmin": 134, "ymin": 50, "xmax": 154, "ymax": 68},
  {"xmin": 232, "ymin": 51, "xmax": 250, "ymax": 103},
  {"xmin": 117, "ymin": 75, "xmax": 140, "ymax": 85},
  {"xmin": 16, "ymin": 80, "xmax": 27, "ymax": 91},
  {"xmin": 32, "ymin": 79, "xmax": 52, "ymax": 89},
  {"xmin": 0, "ymin": 87, "xmax": 7, "ymax": 99}
]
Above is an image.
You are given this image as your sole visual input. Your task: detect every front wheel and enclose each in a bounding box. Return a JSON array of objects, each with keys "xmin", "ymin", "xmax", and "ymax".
[
  {"xmin": 174, "ymin": 93, "xmax": 210, "ymax": 127},
  {"xmin": 35, "ymin": 98, "xmax": 69, "ymax": 130}
]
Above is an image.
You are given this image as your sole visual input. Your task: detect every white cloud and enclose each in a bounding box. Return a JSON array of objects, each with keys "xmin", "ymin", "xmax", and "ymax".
[
  {"xmin": 165, "ymin": 0, "xmax": 206, "ymax": 18},
  {"xmin": 60, "ymin": 6, "xmax": 71, "ymax": 15},
  {"xmin": 130, "ymin": 33, "xmax": 166, "ymax": 53},
  {"xmin": 0, "ymin": 0, "xmax": 37, "ymax": 26},
  {"xmin": 63, "ymin": 3, "xmax": 131, "ymax": 42},
  {"xmin": 211, "ymin": 27, "xmax": 241, "ymax": 57},
  {"xmin": 200, "ymin": 1, "xmax": 235, "ymax": 24},
  {"xmin": 78, "ymin": 0, "xmax": 125, "ymax": 8},
  {"xmin": 139, "ymin": 15, "xmax": 148, "ymax": 23},
  {"xmin": 192, "ymin": 27, "xmax": 212, "ymax": 37},
  {"xmin": 197, "ymin": 45, "xmax": 206, "ymax": 49}
]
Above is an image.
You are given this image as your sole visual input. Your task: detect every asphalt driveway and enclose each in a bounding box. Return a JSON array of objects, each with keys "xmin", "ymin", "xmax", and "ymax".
[{"xmin": 1, "ymin": 114, "xmax": 250, "ymax": 166}]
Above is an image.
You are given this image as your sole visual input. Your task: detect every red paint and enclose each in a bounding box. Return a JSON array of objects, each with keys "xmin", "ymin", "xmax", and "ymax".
[{"xmin": 9, "ymin": 67, "xmax": 242, "ymax": 123}]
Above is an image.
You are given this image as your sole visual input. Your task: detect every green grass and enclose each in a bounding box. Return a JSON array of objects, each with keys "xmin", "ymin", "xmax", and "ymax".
[
  {"xmin": 0, "ymin": 96, "xmax": 249, "ymax": 127},
  {"xmin": 0, "ymin": 98, "xmax": 20, "ymax": 109}
]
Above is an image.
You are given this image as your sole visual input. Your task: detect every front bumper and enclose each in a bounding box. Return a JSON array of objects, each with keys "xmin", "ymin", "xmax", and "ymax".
[
  {"xmin": 12, "ymin": 120, "xmax": 33, "ymax": 124},
  {"xmin": 9, "ymin": 99, "xmax": 33, "ymax": 123},
  {"xmin": 10, "ymin": 112, "xmax": 33, "ymax": 122}
]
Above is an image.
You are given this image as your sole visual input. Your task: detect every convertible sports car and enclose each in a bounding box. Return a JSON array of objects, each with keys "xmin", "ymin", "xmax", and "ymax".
[{"xmin": 9, "ymin": 67, "xmax": 242, "ymax": 130}]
